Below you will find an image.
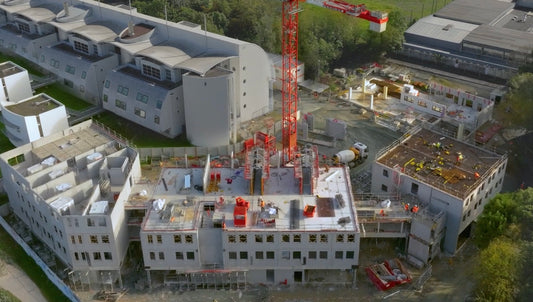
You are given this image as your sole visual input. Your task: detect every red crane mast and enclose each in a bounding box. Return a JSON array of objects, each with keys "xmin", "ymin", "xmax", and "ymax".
[{"xmin": 280, "ymin": 0, "xmax": 387, "ymax": 164}]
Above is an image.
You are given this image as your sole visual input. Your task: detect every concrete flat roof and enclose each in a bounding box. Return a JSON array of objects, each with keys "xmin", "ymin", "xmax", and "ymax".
[
  {"xmin": 142, "ymin": 166, "xmax": 358, "ymax": 232},
  {"xmin": 5, "ymin": 93, "xmax": 61, "ymax": 116},
  {"xmin": 376, "ymin": 127, "xmax": 504, "ymax": 199},
  {"xmin": 0, "ymin": 61, "xmax": 24, "ymax": 77},
  {"xmin": 434, "ymin": 0, "xmax": 514, "ymax": 25}
]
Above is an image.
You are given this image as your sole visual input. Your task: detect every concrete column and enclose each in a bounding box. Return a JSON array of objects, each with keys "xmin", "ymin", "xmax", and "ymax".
[
  {"xmin": 383, "ymin": 86, "xmax": 388, "ymax": 99},
  {"xmin": 370, "ymin": 94, "xmax": 374, "ymax": 110},
  {"xmin": 349, "ymin": 87, "xmax": 352, "ymax": 100}
]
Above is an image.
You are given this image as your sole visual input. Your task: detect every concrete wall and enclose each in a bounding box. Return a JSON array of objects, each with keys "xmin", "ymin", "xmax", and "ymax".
[
  {"xmin": 183, "ymin": 71, "xmax": 233, "ymax": 147},
  {"xmin": 0, "ymin": 67, "xmax": 32, "ymax": 105}
]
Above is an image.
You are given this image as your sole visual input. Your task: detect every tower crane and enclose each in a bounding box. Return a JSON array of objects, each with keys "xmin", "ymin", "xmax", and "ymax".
[{"xmin": 281, "ymin": 0, "xmax": 388, "ymax": 164}]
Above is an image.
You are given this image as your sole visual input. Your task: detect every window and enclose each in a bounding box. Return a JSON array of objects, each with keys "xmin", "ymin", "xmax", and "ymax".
[
  {"xmin": 319, "ymin": 251, "xmax": 328, "ymax": 259},
  {"xmin": 174, "ymin": 235, "xmax": 181, "ymax": 243},
  {"xmin": 117, "ymin": 85, "xmax": 129, "ymax": 96},
  {"xmin": 142, "ymin": 64, "xmax": 161, "ymax": 79},
  {"xmin": 103, "ymin": 94, "xmax": 108, "ymax": 102},
  {"xmin": 18, "ymin": 22, "xmax": 30, "ymax": 33},
  {"xmin": 239, "ymin": 234, "xmax": 247, "ymax": 243},
  {"xmin": 229, "ymin": 252, "xmax": 237, "ymax": 260},
  {"xmin": 309, "ymin": 251, "xmax": 317, "ymax": 259},
  {"xmin": 266, "ymin": 251, "xmax": 275, "ymax": 259},
  {"xmin": 115, "ymin": 99, "xmax": 126, "ymax": 110},
  {"xmin": 176, "ymin": 252, "xmax": 184, "ymax": 260},
  {"xmin": 92, "ymin": 44, "xmax": 98, "ymax": 56},
  {"xmin": 154, "ymin": 115, "xmax": 159, "ymax": 124},
  {"xmin": 335, "ymin": 251, "xmax": 343, "ymax": 259},
  {"xmin": 147, "ymin": 235, "xmax": 153, "ymax": 244},
  {"xmin": 81, "ymin": 71, "xmax": 87, "ymax": 79},
  {"xmin": 347, "ymin": 234, "xmax": 355, "ymax": 242},
  {"xmin": 411, "ymin": 183, "xmax": 419, "ymax": 195},
  {"xmin": 240, "ymin": 251, "xmax": 248, "ymax": 259},
  {"xmin": 101, "ymin": 235, "xmax": 109, "ymax": 244},
  {"xmin": 383, "ymin": 169, "xmax": 389, "ymax": 177},
  {"xmin": 134, "ymin": 107, "xmax": 146, "ymax": 118},
  {"xmin": 74, "ymin": 252, "xmax": 79, "ymax": 261},
  {"xmin": 156, "ymin": 100, "xmax": 163, "ymax": 110},
  {"xmin": 266, "ymin": 234, "xmax": 274, "ymax": 243},
  {"xmin": 381, "ymin": 184, "xmax": 388, "ymax": 192},
  {"xmin": 104, "ymin": 252, "xmax": 112, "ymax": 260},
  {"xmin": 87, "ymin": 218, "xmax": 95, "ymax": 227},
  {"xmin": 78, "ymin": 235, "xmax": 83, "ymax": 244},
  {"xmin": 74, "ymin": 40, "xmax": 89, "ymax": 54},
  {"xmin": 64, "ymin": 79, "xmax": 73, "ymax": 88},
  {"xmin": 186, "ymin": 252, "xmax": 194, "ymax": 260},
  {"xmin": 255, "ymin": 251, "xmax": 264, "ymax": 259},
  {"xmin": 71, "ymin": 236, "xmax": 75, "ymax": 244},
  {"xmin": 185, "ymin": 235, "xmax": 193, "ymax": 243},
  {"xmin": 65, "ymin": 65, "xmax": 76, "ymax": 75},
  {"xmin": 90, "ymin": 235, "xmax": 98, "ymax": 243},
  {"xmin": 40, "ymin": 55, "xmax": 45, "ymax": 62},
  {"xmin": 104, "ymin": 80, "xmax": 110, "ymax": 88},
  {"xmin": 149, "ymin": 252, "xmax": 155, "ymax": 260},
  {"xmin": 165, "ymin": 69, "xmax": 172, "ymax": 80},
  {"xmin": 136, "ymin": 92, "xmax": 149, "ymax": 104},
  {"xmin": 293, "ymin": 234, "xmax": 301, "ymax": 242},
  {"xmin": 320, "ymin": 234, "xmax": 328, "ymax": 243},
  {"xmin": 282, "ymin": 234, "xmax": 290, "ymax": 242},
  {"xmin": 346, "ymin": 251, "xmax": 355, "ymax": 259},
  {"xmin": 159, "ymin": 252, "xmax": 165, "ymax": 260},
  {"xmin": 255, "ymin": 235, "xmax": 263, "ymax": 243},
  {"xmin": 309, "ymin": 234, "xmax": 317, "ymax": 243},
  {"xmin": 93, "ymin": 252, "xmax": 101, "ymax": 260},
  {"xmin": 156, "ymin": 235, "xmax": 162, "ymax": 244},
  {"xmin": 336, "ymin": 234, "xmax": 344, "ymax": 242},
  {"xmin": 281, "ymin": 251, "xmax": 290, "ymax": 260},
  {"xmin": 293, "ymin": 251, "xmax": 301, "ymax": 259}
]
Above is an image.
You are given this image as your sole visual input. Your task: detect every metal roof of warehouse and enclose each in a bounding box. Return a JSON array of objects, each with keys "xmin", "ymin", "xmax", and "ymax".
[
  {"xmin": 434, "ymin": 0, "xmax": 514, "ymax": 25},
  {"xmin": 405, "ymin": 16, "xmax": 478, "ymax": 44},
  {"xmin": 464, "ymin": 24, "xmax": 533, "ymax": 53}
]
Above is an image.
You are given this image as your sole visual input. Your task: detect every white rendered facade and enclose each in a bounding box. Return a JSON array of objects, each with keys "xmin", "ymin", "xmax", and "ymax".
[
  {"xmin": 2, "ymin": 93, "xmax": 68, "ymax": 146},
  {"xmin": 0, "ymin": 61, "xmax": 32, "ymax": 106},
  {"xmin": 371, "ymin": 127, "xmax": 507, "ymax": 253},
  {"xmin": 139, "ymin": 164, "xmax": 360, "ymax": 285},
  {"xmin": 0, "ymin": 0, "xmax": 273, "ymax": 144},
  {"xmin": 0, "ymin": 120, "xmax": 142, "ymax": 286}
]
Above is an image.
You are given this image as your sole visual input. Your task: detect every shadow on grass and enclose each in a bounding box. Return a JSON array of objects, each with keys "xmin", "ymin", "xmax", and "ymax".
[{"xmin": 93, "ymin": 111, "xmax": 192, "ymax": 148}]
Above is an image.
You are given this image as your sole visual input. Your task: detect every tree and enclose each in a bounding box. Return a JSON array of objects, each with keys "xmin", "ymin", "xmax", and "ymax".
[
  {"xmin": 495, "ymin": 72, "xmax": 533, "ymax": 129},
  {"xmin": 474, "ymin": 238, "xmax": 522, "ymax": 302},
  {"xmin": 474, "ymin": 193, "xmax": 519, "ymax": 248}
]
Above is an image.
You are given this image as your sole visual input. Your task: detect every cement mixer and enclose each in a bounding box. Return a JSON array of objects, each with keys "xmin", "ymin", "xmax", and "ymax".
[{"xmin": 333, "ymin": 142, "xmax": 369, "ymax": 166}]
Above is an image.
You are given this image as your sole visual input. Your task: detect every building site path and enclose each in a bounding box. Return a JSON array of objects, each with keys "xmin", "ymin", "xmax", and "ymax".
[{"xmin": 0, "ymin": 261, "xmax": 47, "ymax": 302}]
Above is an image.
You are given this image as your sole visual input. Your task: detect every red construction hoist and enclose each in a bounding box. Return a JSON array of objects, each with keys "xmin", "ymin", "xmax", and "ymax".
[{"xmin": 280, "ymin": 0, "xmax": 388, "ymax": 164}]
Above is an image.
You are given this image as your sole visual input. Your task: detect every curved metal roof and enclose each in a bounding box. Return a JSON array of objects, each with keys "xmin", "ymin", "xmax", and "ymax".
[
  {"xmin": 70, "ymin": 23, "xmax": 118, "ymax": 43},
  {"xmin": 16, "ymin": 7, "xmax": 55, "ymax": 22},
  {"xmin": 137, "ymin": 46, "xmax": 191, "ymax": 67},
  {"xmin": 176, "ymin": 56, "xmax": 232, "ymax": 76}
]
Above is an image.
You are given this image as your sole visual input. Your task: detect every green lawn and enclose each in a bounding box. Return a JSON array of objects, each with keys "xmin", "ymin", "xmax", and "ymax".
[
  {"xmin": 93, "ymin": 111, "xmax": 191, "ymax": 147},
  {"xmin": 0, "ymin": 227, "xmax": 70, "ymax": 302},
  {"xmin": 35, "ymin": 83, "xmax": 92, "ymax": 111},
  {"xmin": 0, "ymin": 288, "xmax": 21, "ymax": 302},
  {"xmin": 0, "ymin": 51, "xmax": 45, "ymax": 77}
]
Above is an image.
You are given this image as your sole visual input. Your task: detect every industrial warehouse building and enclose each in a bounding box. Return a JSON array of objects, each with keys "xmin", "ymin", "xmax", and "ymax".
[
  {"xmin": 400, "ymin": 0, "xmax": 533, "ymax": 79},
  {"xmin": 0, "ymin": 0, "xmax": 273, "ymax": 146}
]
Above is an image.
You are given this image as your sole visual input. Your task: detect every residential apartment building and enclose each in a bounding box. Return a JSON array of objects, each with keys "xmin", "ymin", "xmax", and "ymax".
[
  {"xmin": 0, "ymin": 0, "xmax": 273, "ymax": 146},
  {"xmin": 2, "ymin": 93, "xmax": 68, "ymax": 146},
  {"xmin": 371, "ymin": 127, "xmax": 507, "ymax": 254},
  {"xmin": 0, "ymin": 120, "xmax": 141, "ymax": 287},
  {"xmin": 0, "ymin": 61, "xmax": 32, "ymax": 106}
]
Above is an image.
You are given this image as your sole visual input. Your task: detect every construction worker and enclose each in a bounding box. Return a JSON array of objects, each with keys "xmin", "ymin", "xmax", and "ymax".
[
  {"xmin": 412, "ymin": 205, "xmax": 419, "ymax": 214},
  {"xmin": 404, "ymin": 203, "xmax": 410, "ymax": 212},
  {"xmin": 260, "ymin": 198, "xmax": 265, "ymax": 212}
]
